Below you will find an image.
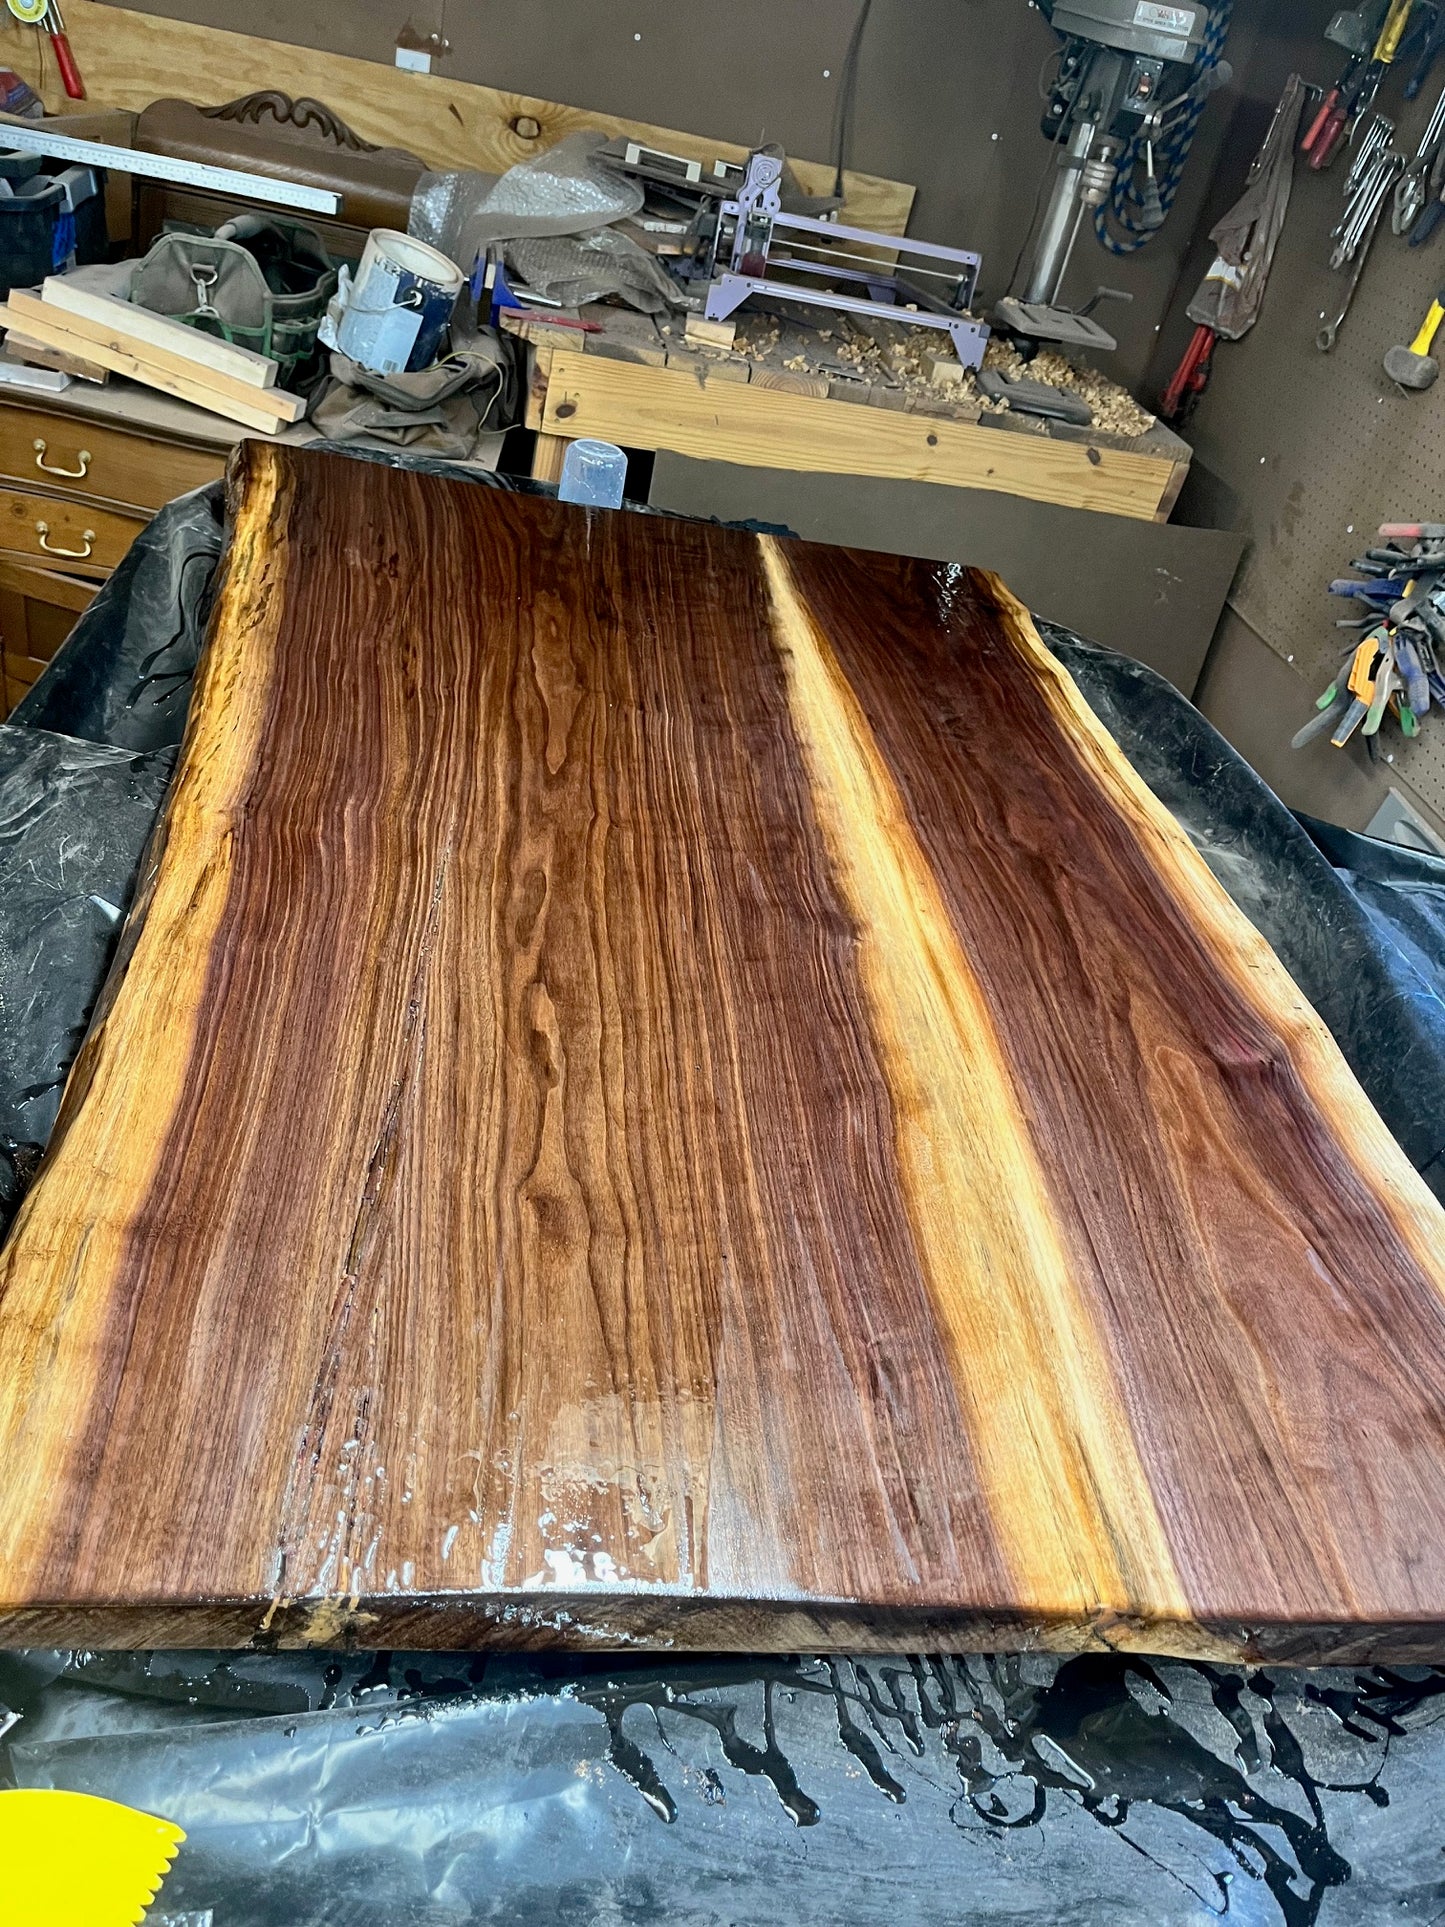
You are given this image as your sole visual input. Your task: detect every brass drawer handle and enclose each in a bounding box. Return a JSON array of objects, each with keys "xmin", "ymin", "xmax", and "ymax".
[
  {"xmin": 32, "ymin": 437, "xmax": 91, "ymax": 479},
  {"xmin": 34, "ymin": 521, "xmax": 94, "ymax": 559}
]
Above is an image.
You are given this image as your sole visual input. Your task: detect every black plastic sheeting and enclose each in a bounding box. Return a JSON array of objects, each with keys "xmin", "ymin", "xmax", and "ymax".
[
  {"xmin": 2, "ymin": 456, "xmax": 1445, "ymax": 1925},
  {"xmin": 0, "ymin": 726, "xmax": 174, "ymax": 1223},
  {"xmin": 10, "ymin": 484, "xmax": 224, "ymax": 754},
  {"xmin": 5, "ymin": 1645, "xmax": 1445, "ymax": 1925}
]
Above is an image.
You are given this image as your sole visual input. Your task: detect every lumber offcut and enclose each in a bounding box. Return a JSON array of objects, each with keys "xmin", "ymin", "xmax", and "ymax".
[
  {"xmin": 18, "ymin": 0, "xmax": 913, "ymax": 235},
  {"xmin": 0, "ymin": 295, "xmax": 298, "ymax": 431},
  {"xmin": 2, "ymin": 443, "xmax": 1445, "ymax": 1655}
]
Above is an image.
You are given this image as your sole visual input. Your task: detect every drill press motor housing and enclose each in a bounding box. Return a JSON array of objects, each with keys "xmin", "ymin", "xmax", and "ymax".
[{"xmin": 999, "ymin": 0, "xmax": 1219, "ymax": 350}]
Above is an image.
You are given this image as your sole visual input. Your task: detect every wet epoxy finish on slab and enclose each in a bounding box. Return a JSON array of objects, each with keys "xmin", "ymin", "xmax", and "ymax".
[{"xmin": 0, "ymin": 443, "xmax": 1443, "ymax": 1654}]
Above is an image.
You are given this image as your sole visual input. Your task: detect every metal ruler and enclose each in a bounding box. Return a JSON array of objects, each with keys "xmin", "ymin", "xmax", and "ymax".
[{"xmin": 0, "ymin": 122, "xmax": 342, "ymax": 215}]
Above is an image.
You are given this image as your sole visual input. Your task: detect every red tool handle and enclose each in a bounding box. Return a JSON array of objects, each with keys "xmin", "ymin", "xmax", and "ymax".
[
  {"xmin": 1301, "ymin": 87, "xmax": 1339, "ymax": 155},
  {"xmin": 1160, "ymin": 323, "xmax": 1215, "ymax": 421},
  {"xmin": 48, "ymin": 27, "xmax": 85, "ymax": 99},
  {"xmin": 1308, "ymin": 101, "xmax": 1349, "ymax": 169}
]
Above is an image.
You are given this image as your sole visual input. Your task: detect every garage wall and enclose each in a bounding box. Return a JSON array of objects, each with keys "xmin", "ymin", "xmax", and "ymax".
[
  {"xmin": 1152, "ymin": 0, "xmax": 1445, "ymax": 836},
  {"xmin": 114, "ymin": 0, "xmax": 1267, "ymax": 386}
]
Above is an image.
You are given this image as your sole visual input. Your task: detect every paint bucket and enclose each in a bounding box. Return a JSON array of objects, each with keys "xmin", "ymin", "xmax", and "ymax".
[{"xmin": 336, "ymin": 228, "xmax": 463, "ymax": 375}]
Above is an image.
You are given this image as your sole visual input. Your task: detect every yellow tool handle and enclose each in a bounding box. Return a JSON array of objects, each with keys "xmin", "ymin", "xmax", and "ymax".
[
  {"xmin": 1375, "ymin": 0, "xmax": 1416, "ymax": 63},
  {"xmin": 1411, "ymin": 297, "xmax": 1445, "ymax": 355},
  {"xmin": 1349, "ymin": 637, "xmax": 1379, "ymax": 700}
]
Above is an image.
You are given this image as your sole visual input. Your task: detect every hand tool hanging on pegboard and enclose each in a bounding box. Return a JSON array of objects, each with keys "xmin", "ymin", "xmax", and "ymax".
[
  {"xmin": 1295, "ymin": 526, "xmax": 1445, "ymax": 751},
  {"xmin": 1159, "ymin": 73, "xmax": 1307, "ymax": 418},
  {"xmin": 3, "ymin": 0, "xmax": 84, "ymax": 99},
  {"xmin": 1313, "ymin": 117, "xmax": 1403, "ymax": 349},
  {"xmin": 1403, "ymin": 0, "xmax": 1445, "ymax": 93},
  {"xmin": 1384, "ymin": 285, "xmax": 1445, "ymax": 383},
  {"xmin": 1392, "ymin": 72, "xmax": 1445, "ymax": 227},
  {"xmin": 1303, "ymin": 0, "xmax": 1415, "ymax": 168}
]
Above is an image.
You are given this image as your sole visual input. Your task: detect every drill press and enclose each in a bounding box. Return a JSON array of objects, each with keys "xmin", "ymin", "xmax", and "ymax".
[{"xmin": 997, "ymin": 0, "xmax": 1229, "ymax": 352}]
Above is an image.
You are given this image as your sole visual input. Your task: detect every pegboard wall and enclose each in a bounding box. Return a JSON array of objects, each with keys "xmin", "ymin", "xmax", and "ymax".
[{"xmin": 1179, "ymin": 72, "xmax": 1445, "ymax": 821}]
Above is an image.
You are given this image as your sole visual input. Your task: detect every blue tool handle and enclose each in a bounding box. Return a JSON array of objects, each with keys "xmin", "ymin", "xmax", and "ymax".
[
  {"xmin": 1328, "ymin": 578, "xmax": 1395, "ymax": 600},
  {"xmin": 1396, "ymin": 635, "xmax": 1432, "ymax": 711},
  {"xmin": 1410, "ymin": 196, "xmax": 1445, "ymax": 246}
]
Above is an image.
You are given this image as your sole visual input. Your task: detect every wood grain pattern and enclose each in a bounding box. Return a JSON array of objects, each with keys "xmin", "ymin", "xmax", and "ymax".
[
  {"xmin": 9, "ymin": 3, "xmax": 913, "ymax": 236},
  {"xmin": 539, "ymin": 351, "xmax": 1182, "ymax": 521},
  {"xmin": 1, "ymin": 444, "xmax": 1444, "ymax": 1657}
]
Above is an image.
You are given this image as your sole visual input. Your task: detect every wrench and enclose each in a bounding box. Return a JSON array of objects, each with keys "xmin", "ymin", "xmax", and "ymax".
[
  {"xmin": 1347, "ymin": 111, "xmax": 1394, "ymax": 193},
  {"xmin": 1319, "ymin": 189, "xmax": 1390, "ymax": 349},
  {"xmin": 1393, "ymin": 80, "xmax": 1445, "ymax": 230},
  {"xmin": 1331, "ymin": 149, "xmax": 1402, "ymax": 267}
]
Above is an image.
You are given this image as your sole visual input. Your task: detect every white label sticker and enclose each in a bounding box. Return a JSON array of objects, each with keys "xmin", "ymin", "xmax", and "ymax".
[
  {"xmin": 1134, "ymin": 1, "xmax": 1196, "ymax": 33},
  {"xmin": 1204, "ymin": 255, "xmax": 1243, "ymax": 288}
]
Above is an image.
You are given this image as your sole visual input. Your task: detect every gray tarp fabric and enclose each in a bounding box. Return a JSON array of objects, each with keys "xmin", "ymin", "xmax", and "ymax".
[{"xmin": 1186, "ymin": 74, "xmax": 1307, "ymax": 340}]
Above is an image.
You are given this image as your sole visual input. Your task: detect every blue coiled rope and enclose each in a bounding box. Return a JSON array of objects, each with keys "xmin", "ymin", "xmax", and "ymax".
[{"xmin": 1095, "ymin": 0, "xmax": 1234, "ymax": 253}]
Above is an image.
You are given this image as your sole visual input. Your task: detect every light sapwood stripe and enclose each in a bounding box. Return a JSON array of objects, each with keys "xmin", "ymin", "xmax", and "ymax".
[
  {"xmin": 760, "ymin": 536, "xmax": 1189, "ymax": 1629},
  {"xmin": 0, "ymin": 453, "xmax": 292, "ymax": 1596},
  {"xmin": 981, "ymin": 580, "xmax": 1445, "ymax": 1293}
]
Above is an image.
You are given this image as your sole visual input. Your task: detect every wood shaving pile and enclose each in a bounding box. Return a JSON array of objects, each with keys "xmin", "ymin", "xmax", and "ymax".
[
  {"xmin": 716, "ymin": 312, "xmax": 1155, "ymax": 438},
  {"xmin": 982, "ymin": 338, "xmax": 1155, "ymax": 438}
]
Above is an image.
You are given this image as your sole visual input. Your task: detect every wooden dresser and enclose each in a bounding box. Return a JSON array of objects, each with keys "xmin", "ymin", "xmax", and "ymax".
[{"xmin": 0, "ymin": 385, "xmax": 240, "ymax": 711}]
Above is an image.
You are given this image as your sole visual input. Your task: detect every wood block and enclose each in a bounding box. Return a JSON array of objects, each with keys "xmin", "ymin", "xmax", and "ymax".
[
  {"xmin": 685, "ymin": 313, "xmax": 737, "ymax": 350},
  {"xmin": 906, "ymin": 391, "xmax": 981, "ymax": 422},
  {"xmin": 3, "ymin": 331, "xmax": 109, "ymax": 383},
  {"xmin": 41, "ymin": 279, "xmax": 279, "ymax": 389},
  {"xmin": 530, "ymin": 430, "xmax": 568, "ymax": 483},
  {"xmin": 578, "ymin": 308, "xmax": 668, "ymax": 367},
  {"xmin": 2, "ymin": 441, "xmax": 1445, "ymax": 1657},
  {"xmin": 586, "ymin": 334, "xmax": 669, "ymax": 369},
  {"xmin": 749, "ymin": 367, "xmax": 832, "ymax": 400},
  {"xmin": 9, "ymin": 292, "xmax": 303, "ymax": 423},
  {"xmin": 0, "ymin": 302, "xmax": 296, "ymax": 434},
  {"xmin": 664, "ymin": 344, "xmax": 751, "ymax": 385},
  {"xmin": 929, "ymin": 354, "xmax": 966, "ymax": 387}
]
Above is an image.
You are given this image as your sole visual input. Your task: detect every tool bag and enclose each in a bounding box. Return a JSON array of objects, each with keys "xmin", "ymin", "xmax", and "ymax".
[{"xmin": 130, "ymin": 214, "xmax": 338, "ymax": 388}]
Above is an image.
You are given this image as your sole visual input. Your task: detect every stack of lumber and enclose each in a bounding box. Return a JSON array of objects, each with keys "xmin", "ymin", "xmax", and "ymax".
[{"xmin": 0, "ymin": 279, "xmax": 305, "ymax": 433}]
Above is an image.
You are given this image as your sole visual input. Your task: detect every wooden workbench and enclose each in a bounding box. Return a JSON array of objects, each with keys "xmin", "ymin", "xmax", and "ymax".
[{"xmin": 513, "ymin": 309, "xmax": 1191, "ymax": 523}]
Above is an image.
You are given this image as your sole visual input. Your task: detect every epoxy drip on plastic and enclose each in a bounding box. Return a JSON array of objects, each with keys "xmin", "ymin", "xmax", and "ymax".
[{"xmin": 559, "ymin": 1653, "xmax": 1445, "ymax": 1927}]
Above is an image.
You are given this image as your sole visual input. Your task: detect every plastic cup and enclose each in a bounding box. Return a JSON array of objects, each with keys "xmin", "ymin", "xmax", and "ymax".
[{"xmin": 557, "ymin": 438, "xmax": 627, "ymax": 508}]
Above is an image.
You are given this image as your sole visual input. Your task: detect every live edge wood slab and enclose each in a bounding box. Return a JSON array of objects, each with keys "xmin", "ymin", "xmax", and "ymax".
[{"xmin": 1, "ymin": 445, "xmax": 1444, "ymax": 1658}]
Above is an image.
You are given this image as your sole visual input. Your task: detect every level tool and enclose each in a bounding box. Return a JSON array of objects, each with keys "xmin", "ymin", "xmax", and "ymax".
[{"xmin": 0, "ymin": 120, "xmax": 341, "ymax": 214}]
